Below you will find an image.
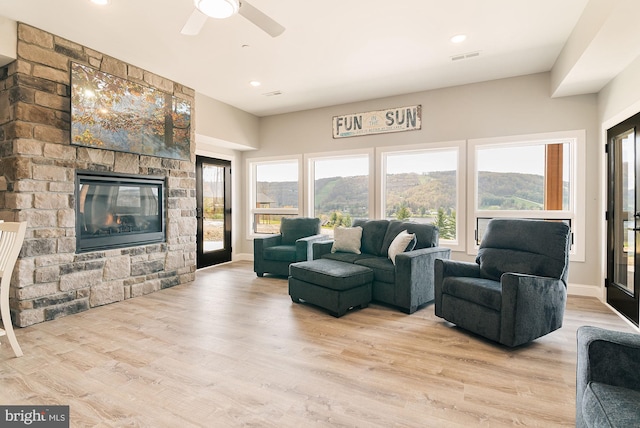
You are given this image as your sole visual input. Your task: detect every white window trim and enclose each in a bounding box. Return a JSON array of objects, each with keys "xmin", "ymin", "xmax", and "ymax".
[
  {"xmin": 376, "ymin": 140, "xmax": 467, "ymax": 253},
  {"xmin": 246, "ymin": 155, "xmax": 303, "ymax": 239},
  {"xmin": 467, "ymin": 130, "xmax": 586, "ymax": 261},
  {"xmin": 304, "ymin": 148, "xmax": 375, "ymax": 221}
]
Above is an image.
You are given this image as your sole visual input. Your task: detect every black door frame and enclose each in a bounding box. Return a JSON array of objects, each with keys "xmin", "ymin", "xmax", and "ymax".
[
  {"xmin": 196, "ymin": 155, "xmax": 232, "ymax": 268},
  {"xmin": 606, "ymin": 112, "xmax": 640, "ymax": 325}
]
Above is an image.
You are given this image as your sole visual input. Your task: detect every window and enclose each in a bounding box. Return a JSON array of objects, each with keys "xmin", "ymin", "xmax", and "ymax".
[
  {"xmin": 248, "ymin": 157, "xmax": 301, "ymax": 235},
  {"xmin": 306, "ymin": 150, "xmax": 373, "ymax": 235},
  {"xmin": 476, "ymin": 143, "xmax": 570, "ymax": 211},
  {"xmin": 379, "ymin": 141, "xmax": 465, "ymax": 250},
  {"xmin": 468, "ymin": 131, "xmax": 585, "ymax": 260},
  {"xmin": 246, "ymin": 132, "xmax": 585, "ymax": 260}
]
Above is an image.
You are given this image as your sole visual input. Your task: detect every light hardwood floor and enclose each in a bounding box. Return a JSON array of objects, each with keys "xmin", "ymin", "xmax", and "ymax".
[{"xmin": 0, "ymin": 261, "xmax": 635, "ymax": 427}]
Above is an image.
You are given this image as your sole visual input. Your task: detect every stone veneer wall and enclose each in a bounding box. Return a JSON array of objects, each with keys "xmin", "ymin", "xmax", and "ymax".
[{"xmin": 0, "ymin": 24, "xmax": 197, "ymax": 327}]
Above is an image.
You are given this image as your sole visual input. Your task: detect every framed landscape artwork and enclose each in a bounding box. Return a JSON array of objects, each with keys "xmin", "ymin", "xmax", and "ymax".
[{"xmin": 70, "ymin": 62, "xmax": 191, "ymax": 161}]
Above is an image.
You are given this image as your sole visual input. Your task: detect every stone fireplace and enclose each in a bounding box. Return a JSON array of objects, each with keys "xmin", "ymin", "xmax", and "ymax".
[
  {"xmin": 0, "ymin": 24, "xmax": 197, "ymax": 327},
  {"xmin": 76, "ymin": 172, "xmax": 165, "ymax": 253}
]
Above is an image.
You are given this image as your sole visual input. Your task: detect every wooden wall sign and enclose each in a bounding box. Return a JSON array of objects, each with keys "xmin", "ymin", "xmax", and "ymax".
[{"xmin": 332, "ymin": 105, "xmax": 421, "ymax": 139}]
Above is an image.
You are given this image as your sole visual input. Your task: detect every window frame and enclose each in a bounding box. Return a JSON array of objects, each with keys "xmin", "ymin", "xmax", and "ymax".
[
  {"xmin": 304, "ymin": 148, "xmax": 375, "ymax": 229},
  {"xmin": 377, "ymin": 140, "xmax": 467, "ymax": 252},
  {"xmin": 246, "ymin": 155, "xmax": 303, "ymax": 239},
  {"xmin": 467, "ymin": 130, "xmax": 586, "ymax": 261}
]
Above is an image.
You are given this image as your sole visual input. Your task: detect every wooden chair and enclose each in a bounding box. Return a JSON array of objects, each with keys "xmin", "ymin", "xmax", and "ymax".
[{"xmin": 0, "ymin": 221, "xmax": 27, "ymax": 357}]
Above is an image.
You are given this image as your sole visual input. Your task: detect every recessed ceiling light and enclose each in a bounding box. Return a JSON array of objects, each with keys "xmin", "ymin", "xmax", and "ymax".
[
  {"xmin": 90, "ymin": 0, "xmax": 110, "ymax": 5},
  {"xmin": 450, "ymin": 34, "xmax": 467, "ymax": 43},
  {"xmin": 250, "ymin": 81, "xmax": 261, "ymax": 87}
]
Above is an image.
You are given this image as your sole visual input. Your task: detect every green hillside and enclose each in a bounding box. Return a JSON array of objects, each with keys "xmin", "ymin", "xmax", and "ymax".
[
  {"xmin": 258, "ymin": 170, "xmax": 562, "ymax": 217},
  {"xmin": 314, "ymin": 176, "xmax": 369, "ymax": 217}
]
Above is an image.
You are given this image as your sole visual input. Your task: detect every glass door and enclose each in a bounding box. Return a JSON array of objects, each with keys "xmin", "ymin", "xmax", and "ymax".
[
  {"xmin": 607, "ymin": 113, "xmax": 640, "ymax": 325},
  {"xmin": 196, "ymin": 156, "xmax": 231, "ymax": 268}
]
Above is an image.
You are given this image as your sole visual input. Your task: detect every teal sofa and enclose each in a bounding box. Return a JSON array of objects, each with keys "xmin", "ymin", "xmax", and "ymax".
[{"xmin": 312, "ymin": 219, "xmax": 451, "ymax": 314}]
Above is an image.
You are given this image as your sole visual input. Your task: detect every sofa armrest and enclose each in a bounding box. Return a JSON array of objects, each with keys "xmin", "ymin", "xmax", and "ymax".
[
  {"xmin": 576, "ymin": 326, "xmax": 640, "ymax": 428},
  {"xmin": 397, "ymin": 246, "xmax": 452, "ymax": 262},
  {"xmin": 254, "ymin": 234, "xmax": 282, "ymax": 253},
  {"xmin": 253, "ymin": 234, "xmax": 282, "ymax": 276},
  {"xmin": 312, "ymin": 240, "xmax": 334, "ymax": 260},
  {"xmin": 434, "ymin": 258, "xmax": 480, "ymax": 318},
  {"xmin": 296, "ymin": 234, "xmax": 329, "ymax": 261},
  {"xmin": 499, "ymin": 273, "xmax": 566, "ymax": 347},
  {"xmin": 435, "ymin": 258, "xmax": 481, "ymax": 278},
  {"xmin": 394, "ymin": 246, "xmax": 452, "ymax": 313}
]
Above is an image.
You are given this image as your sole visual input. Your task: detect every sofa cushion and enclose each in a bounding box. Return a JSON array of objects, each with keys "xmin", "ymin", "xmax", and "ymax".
[
  {"xmin": 355, "ymin": 257, "xmax": 396, "ymax": 284},
  {"xmin": 263, "ymin": 245, "xmax": 297, "ymax": 262},
  {"xmin": 582, "ymin": 382, "xmax": 640, "ymax": 428},
  {"xmin": 381, "ymin": 220, "xmax": 438, "ymax": 255},
  {"xmin": 331, "ymin": 226, "xmax": 363, "ymax": 254},
  {"xmin": 353, "ymin": 219, "xmax": 390, "ymax": 256},
  {"xmin": 280, "ymin": 217, "xmax": 321, "ymax": 245},
  {"xmin": 386, "ymin": 230, "xmax": 415, "ymax": 264},
  {"xmin": 441, "ymin": 276, "xmax": 502, "ymax": 311},
  {"xmin": 322, "ymin": 252, "xmax": 376, "ymax": 264}
]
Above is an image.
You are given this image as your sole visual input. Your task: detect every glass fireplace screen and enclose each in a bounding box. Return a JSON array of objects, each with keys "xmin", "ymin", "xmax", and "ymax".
[{"xmin": 76, "ymin": 172, "xmax": 165, "ymax": 252}]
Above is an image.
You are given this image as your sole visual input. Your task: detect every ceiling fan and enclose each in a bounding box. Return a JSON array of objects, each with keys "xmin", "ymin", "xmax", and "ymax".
[{"xmin": 181, "ymin": 0, "xmax": 285, "ymax": 37}]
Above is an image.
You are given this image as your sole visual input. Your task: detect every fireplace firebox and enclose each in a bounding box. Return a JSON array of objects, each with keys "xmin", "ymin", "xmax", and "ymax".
[{"xmin": 76, "ymin": 171, "xmax": 166, "ymax": 253}]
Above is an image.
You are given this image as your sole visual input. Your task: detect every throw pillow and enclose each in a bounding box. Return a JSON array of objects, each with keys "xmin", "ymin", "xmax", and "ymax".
[
  {"xmin": 388, "ymin": 230, "xmax": 416, "ymax": 265},
  {"xmin": 331, "ymin": 226, "xmax": 363, "ymax": 254}
]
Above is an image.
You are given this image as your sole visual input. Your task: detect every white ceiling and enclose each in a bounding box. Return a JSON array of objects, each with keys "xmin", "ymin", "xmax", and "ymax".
[{"xmin": 0, "ymin": 0, "xmax": 638, "ymax": 117}]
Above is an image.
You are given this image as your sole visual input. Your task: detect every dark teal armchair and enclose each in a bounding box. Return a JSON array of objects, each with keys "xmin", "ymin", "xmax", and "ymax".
[{"xmin": 254, "ymin": 217, "xmax": 325, "ymax": 277}]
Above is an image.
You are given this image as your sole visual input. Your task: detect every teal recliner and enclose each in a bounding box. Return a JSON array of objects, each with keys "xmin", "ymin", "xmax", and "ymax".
[
  {"xmin": 576, "ymin": 326, "xmax": 640, "ymax": 428},
  {"xmin": 254, "ymin": 217, "xmax": 325, "ymax": 277},
  {"xmin": 434, "ymin": 218, "xmax": 571, "ymax": 347}
]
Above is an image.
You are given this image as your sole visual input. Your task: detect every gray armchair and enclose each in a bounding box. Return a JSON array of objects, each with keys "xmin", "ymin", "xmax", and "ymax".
[
  {"xmin": 254, "ymin": 217, "xmax": 325, "ymax": 277},
  {"xmin": 434, "ymin": 218, "xmax": 571, "ymax": 347},
  {"xmin": 577, "ymin": 326, "xmax": 640, "ymax": 428}
]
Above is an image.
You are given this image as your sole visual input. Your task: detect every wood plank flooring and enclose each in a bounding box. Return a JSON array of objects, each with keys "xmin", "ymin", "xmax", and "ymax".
[{"xmin": 0, "ymin": 261, "xmax": 635, "ymax": 427}]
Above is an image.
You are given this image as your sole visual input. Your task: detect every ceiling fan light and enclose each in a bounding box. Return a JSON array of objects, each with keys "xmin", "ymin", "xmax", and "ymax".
[{"xmin": 195, "ymin": 0, "xmax": 239, "ymax": 19}]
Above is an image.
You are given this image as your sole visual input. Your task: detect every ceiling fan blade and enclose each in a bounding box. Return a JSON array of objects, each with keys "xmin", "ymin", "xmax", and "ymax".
[
  {"xmin": 239, "ymin": 1, "xmax": 285, "ymax": 37},
  {"xmin": 181, "ymin": 9, "xmax": 208, "ymax": 36}
]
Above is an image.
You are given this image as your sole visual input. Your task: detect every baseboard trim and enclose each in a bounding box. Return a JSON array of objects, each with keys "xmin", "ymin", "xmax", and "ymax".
[
  {"xmin": 234, "ymin": 253, "xmax": 253, "ymax": 262},
  {"xmin": 568, "ymin": 283, "xmax": 603, "ymax": 300}
]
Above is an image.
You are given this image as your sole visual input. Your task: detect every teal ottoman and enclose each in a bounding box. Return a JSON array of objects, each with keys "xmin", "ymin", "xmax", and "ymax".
[{"xmin": 288, "ymin": 259, "xmax": 373, "ymax": 317}]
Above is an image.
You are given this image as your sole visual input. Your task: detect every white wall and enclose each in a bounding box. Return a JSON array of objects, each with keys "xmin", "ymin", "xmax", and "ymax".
[
  {"xmin": 194, "ymin": 93, "xmax": 260, "ymax": 264},
  {"xmin": 598, "ymin": 56, "xmax": 640, "ymax": 125},
  {"xmin": 195, "ymin": 92, "xmax": 259, "ymax": 151},
  {"xmin": 595, "ymin": 56, "xmax": 640, "ymax": 301},
  {"xmin": 241, "ymin": 72, "xmax": 600, "ymax": 291},
  {"xmin": 0, "ymin": 16, "xmax": 16, "ymax": 67}
]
